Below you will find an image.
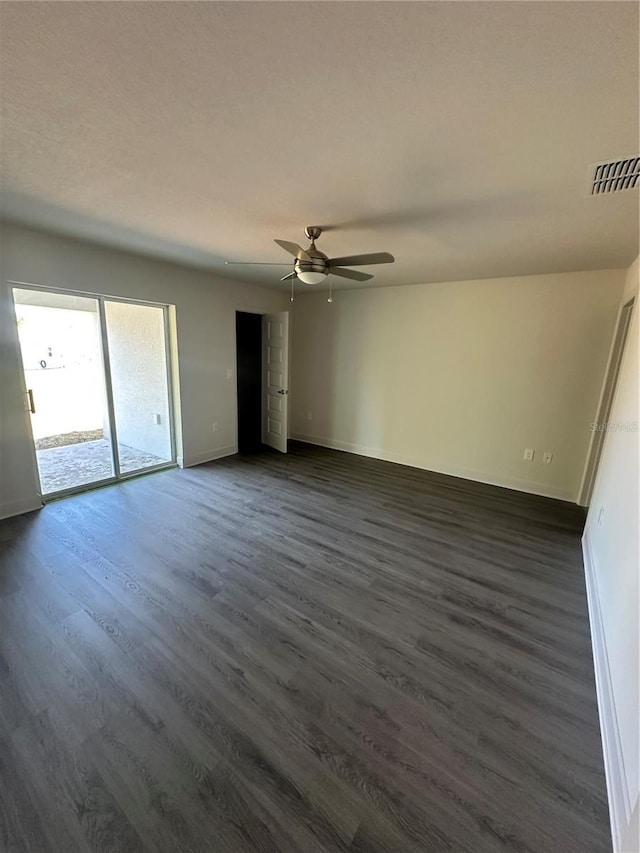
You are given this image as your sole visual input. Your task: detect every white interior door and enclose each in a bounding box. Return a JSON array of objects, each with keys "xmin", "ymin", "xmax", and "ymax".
[{"xmin": 262, "ymin": 311, "xmax": 289, "ymax": 453}]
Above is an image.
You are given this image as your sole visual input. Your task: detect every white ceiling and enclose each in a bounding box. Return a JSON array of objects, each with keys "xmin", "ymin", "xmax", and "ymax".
[{"xmin": 1, "ymin": 1, "xmax": 638, "ymax": 291}]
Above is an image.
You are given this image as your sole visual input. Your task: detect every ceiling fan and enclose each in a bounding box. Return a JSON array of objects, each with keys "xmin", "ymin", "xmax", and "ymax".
[{"xmin": 226, "ymin": 226, "xmax": 394, "ymax": 286}]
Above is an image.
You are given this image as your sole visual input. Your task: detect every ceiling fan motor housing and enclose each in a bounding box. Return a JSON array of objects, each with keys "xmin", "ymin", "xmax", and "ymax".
[
  {"xmin": 295, "ymin": 252, "xmax": 328, "ymax": 276},
  {"xmin": 295, "ymin": 231, "xmax": 329, "ymax": 281}
]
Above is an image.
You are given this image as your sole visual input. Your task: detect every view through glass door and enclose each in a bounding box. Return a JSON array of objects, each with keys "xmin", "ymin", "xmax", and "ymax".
[
  {"xmin": 104, "ymin": 300, "xmax": 174, "ymax": 474},
  {"xmin": 13, "ymin": 286, "xmax": 175, "ymax": 498}
]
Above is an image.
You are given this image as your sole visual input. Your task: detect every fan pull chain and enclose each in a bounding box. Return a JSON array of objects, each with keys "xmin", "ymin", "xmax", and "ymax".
[
  {"xmin": 327, "ymin": 278, "xmax": 333, "ymax": 304},
  {"xmin": 290, "ymin": 274, "xmax": 295, "ymax": 302}
]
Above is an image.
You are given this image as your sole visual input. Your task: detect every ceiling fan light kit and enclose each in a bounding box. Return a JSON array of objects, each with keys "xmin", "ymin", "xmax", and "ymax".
[
  {"xmin": 226, "ymin": 226, "xmax": 395, "ymax": 300},
  {"xmin": 295, "ymin": 269, "xmax": 328, "ymax": 285}
]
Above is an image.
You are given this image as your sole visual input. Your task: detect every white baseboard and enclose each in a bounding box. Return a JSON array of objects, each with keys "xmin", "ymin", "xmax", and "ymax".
[
  {"xmin": 183, "ymin": 445, "xmax": 237, "ymax": 467},
  {"xmin": 582, "ymin": 528, "xmax": 631, "ymax": 852},
  {"xmin": 0, "ymin": 496, "xmax": 43, "ymax": 520},
  {"xmin": 290, "ymin": 432, "xmax": 575, "ymax": 502}
]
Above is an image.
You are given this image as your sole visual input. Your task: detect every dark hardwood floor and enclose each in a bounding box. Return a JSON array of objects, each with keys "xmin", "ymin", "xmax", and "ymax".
[{"xmin": 0, "ymin": 442, "xmax": 610, "ymax": 852}]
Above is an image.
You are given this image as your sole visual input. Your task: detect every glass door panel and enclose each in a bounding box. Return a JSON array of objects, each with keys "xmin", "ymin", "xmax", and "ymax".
[
  {"xmin": 13, "ymin": 288, "xmax": 116, "ymax": 495},
  {"xmin": 104, "ymin": 300, "xmax": 173, "ymax": 474}
]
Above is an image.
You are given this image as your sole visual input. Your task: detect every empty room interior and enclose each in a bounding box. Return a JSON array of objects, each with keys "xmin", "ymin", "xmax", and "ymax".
[{"xmin": 0, "ymin": 3, "xmax": 639, "ymax": 852}]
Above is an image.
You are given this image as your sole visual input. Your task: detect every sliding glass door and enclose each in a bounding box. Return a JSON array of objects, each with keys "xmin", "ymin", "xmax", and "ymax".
[
  {"xmin": 104, "ymin": 300, "xmax": 174, "ymax": 475},
  {"xmin": 13, "ymin": 286, "xmax": 176, "ymax": 499}
]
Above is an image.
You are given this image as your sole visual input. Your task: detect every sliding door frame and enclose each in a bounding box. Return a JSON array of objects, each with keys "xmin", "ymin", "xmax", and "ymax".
[
  {"xmin": 97, "ymin": 297, "xmax": 122, "ymax": 481},
  {"xmin": 9, "ymin": 279, "xmax": 178, "ymax": 501}
]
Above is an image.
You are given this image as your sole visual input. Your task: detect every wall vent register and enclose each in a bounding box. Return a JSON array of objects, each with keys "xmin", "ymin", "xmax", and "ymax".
[{"xmin": 590, "ymin": 157, "xmax": 639, "ymax": 195}]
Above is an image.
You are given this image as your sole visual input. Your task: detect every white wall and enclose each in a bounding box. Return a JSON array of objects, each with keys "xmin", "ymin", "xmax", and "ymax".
[
  {"xmin": 583, "ymin": 256, "xmax": 639, "ymax": 852},
  {"xmin": 0, "ymin": 222, "xmax": 287, "ymax": 519},
  {"xmin": 291, "ymin": 269, "xmax": 625, "ymax": 501}
]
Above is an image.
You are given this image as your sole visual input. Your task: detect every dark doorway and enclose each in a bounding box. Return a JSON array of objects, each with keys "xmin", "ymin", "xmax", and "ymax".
[{"xmin": 236, "ymin": 311, "xmax": 262, "ymax": 452}]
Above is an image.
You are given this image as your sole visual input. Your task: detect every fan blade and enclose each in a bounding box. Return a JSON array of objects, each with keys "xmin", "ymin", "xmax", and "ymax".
[
  {"xmin": 225, "ymin": 261, "xmax": 291, "ymax": 266},
  {"xmin": 330, "ymin": 267, "xmax": 374, "ymax": 282},
  {"xmin": 275, "ymin": 239, "xmax": 311, "ymax": 261},
  {"xmin": 280, "ymin": 272, "xmax": 297, "ymax": 282},
  {"xmin": 328, "ymin": 252, "xmax": 394, "ymax": 267}
]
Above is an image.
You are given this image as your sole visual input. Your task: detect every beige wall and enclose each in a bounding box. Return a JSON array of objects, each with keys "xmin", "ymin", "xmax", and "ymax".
[
  {"xmin": 583, "ymin": 256, "xmax": 639, "ymax": 852},
  {"xmin": 291, "ymin": 269, "xmax": 625, "ymax": 501},
  {"xmin": 0, "ymin": 222, "xmax": 287, "ymax": 518}
]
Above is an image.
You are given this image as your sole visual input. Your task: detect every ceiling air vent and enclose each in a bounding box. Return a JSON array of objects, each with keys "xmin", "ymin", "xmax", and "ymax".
[{"xmin": 590, "ymin": 156, "xmax": 639, "ymax": 195}]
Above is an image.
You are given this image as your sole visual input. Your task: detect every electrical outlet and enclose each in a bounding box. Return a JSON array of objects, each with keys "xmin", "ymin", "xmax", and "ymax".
[
  {"xmin": 154, "ymin": 413, "xmax": 162, "ymax": 425},
  {"xmin": 543, "ymin": 451, "xmax": 553, "ymax": 464},
  {"xmin": 226, "ymin": 368, "xmax": 233, "ymax": 380},
  {"xmin": 307, "ymin": 411, "xmax": 312, "ymax": 421},
  {"xmin": 212, "ymin": 422, "xmax": 219, "ymax": 433},
  {"xmin": 598, "ymin": 507, "xmax": 605, "ymax": 526},
  {"xmin": 523, "ymin": 448, "xmax": 534, "ymax": 461}
]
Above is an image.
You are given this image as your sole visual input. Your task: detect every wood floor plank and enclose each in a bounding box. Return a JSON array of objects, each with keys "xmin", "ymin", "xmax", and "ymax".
[
  {"xmin": 0, "ymin": 443, "xmax": 610, "ymax": 852},
  {"xmin": 0, "ymin": 728, "xmax": 51, "ymax": 853}
]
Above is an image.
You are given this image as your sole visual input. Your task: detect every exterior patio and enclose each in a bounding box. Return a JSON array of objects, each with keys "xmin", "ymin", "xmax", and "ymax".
[{"xmin": 36, "ymin": 439, "xmax": 166, "ymax": 494}]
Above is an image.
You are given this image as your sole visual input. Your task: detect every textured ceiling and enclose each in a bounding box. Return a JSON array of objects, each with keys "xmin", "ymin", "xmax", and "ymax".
[{"xmin": 1, "ymin": 1, "xmax": 638, "ymax": 291}]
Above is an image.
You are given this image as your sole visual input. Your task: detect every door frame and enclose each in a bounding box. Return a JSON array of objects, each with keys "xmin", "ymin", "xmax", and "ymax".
[
  {"xmin": 577, "ymin": 296, "xmax": 635, "ymax": 506},
  {"xmin": 10, "ymin": 279, "xmax": 178, "ymax": 501},
  {"xmin": 233, "ymin": 306, "xmax": 291, "ymax": 454}
]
